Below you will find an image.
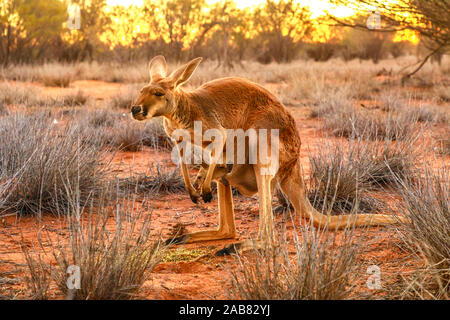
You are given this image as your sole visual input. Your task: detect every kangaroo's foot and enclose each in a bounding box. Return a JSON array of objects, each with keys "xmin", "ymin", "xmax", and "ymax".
[
  {"xmin": 200, "ymin": 186, "xmax": 213, "ymax": 203},
  {"xmin": 165, "ymin": 229, "xmax": 236, "ymax": 246},
  {"xmin": 215, "ymin": 239, "xmax": 271, "ymax": 256},
  {"xmin": 189, "ymin": 190, "xmax": 201, "ymax": 204},
  {"xmin": 165, "ymin": 234, "xmax": 190, "ymax": 245}
]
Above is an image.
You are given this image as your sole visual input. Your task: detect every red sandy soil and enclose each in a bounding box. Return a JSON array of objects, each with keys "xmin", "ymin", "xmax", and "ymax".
[{"xmin": 0, "ymin": 80, "xmax": 447, "ymax": 300}]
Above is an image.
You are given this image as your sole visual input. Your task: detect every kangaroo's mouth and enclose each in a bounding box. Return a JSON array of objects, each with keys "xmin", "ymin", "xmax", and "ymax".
[
  {"xmin": 131, "ymin": 112, "xmax": 146, "ymax": 121},
  {"xmin": 131, "ymin": 105, "xmax": 148, "ymax": 120}
]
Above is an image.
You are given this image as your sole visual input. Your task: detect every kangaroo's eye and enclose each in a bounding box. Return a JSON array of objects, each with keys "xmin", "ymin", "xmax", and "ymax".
[{"xmin": 154, "ymin": 92, "xmax": 164, "ymax": 97}]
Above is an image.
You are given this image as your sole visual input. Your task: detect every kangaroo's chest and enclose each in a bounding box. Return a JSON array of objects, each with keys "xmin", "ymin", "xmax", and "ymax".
[
  {"xmin": 163, "ymin": 117, "xmax": 218, "ymax": 149},
  {"xmin": 163, "ymin": 117, "xmax": 197, "ymax": 144}
]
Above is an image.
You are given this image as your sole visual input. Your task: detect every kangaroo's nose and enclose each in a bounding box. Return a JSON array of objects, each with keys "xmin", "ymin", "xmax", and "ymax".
[{"xmin": 131, "ymin": 106, "xmax": 142, "ymax": 115}]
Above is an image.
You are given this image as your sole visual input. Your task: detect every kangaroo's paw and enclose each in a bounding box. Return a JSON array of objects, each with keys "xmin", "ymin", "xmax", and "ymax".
[
  {"xmin": 200, "ymin": 187, "xmax": 213, "ymax": 203},
  {"xmin": 187, "ymin": 188, "xmax": 201, "ymax": 204},
  {"xmin": 189, "ymin": 192, "xmax": 200, "ymax": 204},
  {"xmin": 165, "ymin": 234, "xmax": 190, "ymax": 246}
]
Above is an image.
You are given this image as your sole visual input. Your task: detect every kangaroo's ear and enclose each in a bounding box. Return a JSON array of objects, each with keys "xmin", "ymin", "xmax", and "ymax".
[
  {"xmin": 149, "ymin": 55, "xmax": 167, "ymax": 83},
  {"xmin": 167, "ymin": 57, "xmax": 202, "ymax": 88}
]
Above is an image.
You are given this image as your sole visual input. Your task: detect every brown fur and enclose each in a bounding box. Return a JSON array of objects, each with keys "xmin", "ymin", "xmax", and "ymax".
[{"xmin": 131, "ymin": 56, "xmax": 405, "ymax": 252}]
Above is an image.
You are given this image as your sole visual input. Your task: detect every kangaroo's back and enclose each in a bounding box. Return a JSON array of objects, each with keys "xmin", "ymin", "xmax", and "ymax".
[{"xmin": 189, "ymin": 77, "xmax": 295, "ymax": 131}]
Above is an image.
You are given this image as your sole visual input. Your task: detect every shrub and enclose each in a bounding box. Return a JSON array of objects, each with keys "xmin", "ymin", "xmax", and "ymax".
[
  {"xmin": 391, "ymin": 167, "xmax": 449, "ymax": 299},
  {"xmin": 41, "ymin": 74, "xmax": 73, "ymax": 87},
  {"xmin": 308, "ymin": 140, "xmax": 381, "ymax": 214},
  {"xmin": 434, "ymin": 85, "xmax": 450, "ymax": 104},
  {"xmin": 119, "ymin": 162, "xmax": 185, "ymax": 195},
  {"xmin": 109, "ymin": 85, "xmax": 140, "ymax": 110},
  {"xmin": 86, "ymin": 109, "xmax": 119, "ymax": 128},
  {"xmin": 141, "ymin": 120, "xmax": 173, "ymax": 150},
  {"xmin": 52, "ymin": 90, "xmax": 89, "ymax": 107},
  {"xmin": 227, "ymin": 225, "xmax": 361, "ymax": 300},
  {"xmin": 0, "ymin": 112, "xmax": 109, "ymax": 216},
  {"xmin": 306, "ymin": 136, "xmax": 417, "ymax": 214},
  {"xmin": 0, "ymin": 83, "xmax": 41, "ymax": 106},
  {"xmin": 401, "ymin": 105, "xmax": 448, "ymax": 124},
  {"xmin": 322, "ymin": 107, "xmax": 417, "ymax": 141},
  {"xmin": 113, "ymin": 121, "xmax": 144, "ymax": 152},
  {"xmin": 306, "ymin": 43, "xmax": 337, "ymax": 62},
  {"xmin": 22, "ymin": 183, "xmax": 164, "ymax": 300}
]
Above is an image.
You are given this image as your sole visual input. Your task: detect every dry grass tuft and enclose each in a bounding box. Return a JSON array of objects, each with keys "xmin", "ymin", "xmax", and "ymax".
[
  {"xmin": 0, "ymin": 83, "xmax": 42, "ymax": 106},
  {"xmin": 308, "ymin": 142, "xmax": 381, "ymax": 214},
  {"xmin": 390, "ymin": 166, "xmax": 449, "ymax": 299},
  {"xmin": 109, "ymin": 85, "xmax": 141, "ymax": 110},
  {"xmin": 113, "ymin": 121, "xmax": 144, "ymax": 152},
  {"xmin": 51, "ymin": 90, "xmax": 89, "ymax": 107},
  {"xmin": 306, "ymin": 136, "xmax": 417, "ymax": 214},
  {"xmin": 22, "ymin": 184, "xmax": 164, "ymax": 300},
  {"xmin": 0, "ymin": 111, "xmax": 109, "ymax": 216},
  {"xmin": 141, "ymin": 119, "xmax": 173, "ymax": 150},
  {"xmin": 119, "ymin": 162, "xmax": 185, "ymax": 195},
  {"xmin": 227, "ymin": 225, "xmax": 361, "ymax": 300}
]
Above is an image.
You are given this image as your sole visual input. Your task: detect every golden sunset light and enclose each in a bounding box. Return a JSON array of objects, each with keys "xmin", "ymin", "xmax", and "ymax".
[
  {"xmin": 107, "ymin": 0, "xmax": 354, "ymax": 16},
  {"xmin": 100, "ymin": 0, "xmax": 419, "ymax": 48},
  {"xmin": 1, "ymin": 0, "xmax": 448, "ymax": 304}
]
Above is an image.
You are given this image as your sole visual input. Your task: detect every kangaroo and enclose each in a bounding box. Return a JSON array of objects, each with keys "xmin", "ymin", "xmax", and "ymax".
[{"xmin": 131, "ymin": 56, "xmax": 403, "ymax": 255}]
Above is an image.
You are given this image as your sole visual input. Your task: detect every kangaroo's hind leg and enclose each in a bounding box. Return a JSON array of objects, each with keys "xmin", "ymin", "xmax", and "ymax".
[
  {"xmin": 165, "ymin": 180, "xmax": 236, "ymax": 245},
  {"xmin": 216, "ymin": 164, "xmax": 276, "ymax": 255},
  {"xmin": 222, "ymin": 163, "xmax": 258, "ymax": 196}
]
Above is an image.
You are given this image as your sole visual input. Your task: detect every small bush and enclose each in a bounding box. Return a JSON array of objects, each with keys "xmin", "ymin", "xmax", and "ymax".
[
  {"xmin": 434, "ymin": 85, "xmax": 450, "ymax": 104},
  {"xmin": 227, "ymin": 225, "xmax": 361, "ymax": 300},
  {"xmin": 86, "ymin": 109, "xmax": 119, "ymax": 128},
  {"xmin": 306, "ymin": 43, "xmax": 337, "ymax": 62},
  {"xmin": 308, "ymin": 141, "xmax": 381, "ymax": 214},
  {"xmin": 401, "ymin": 105, "xmax": 448, "ymax": 124},
  {"xmin": 0, "ymin": 83, "xmax": 41, "ymax": 106},
  {"xmin": 366, "ymin": 138, "xmax": 417, "ymax": 187},
  {"xmin": 41, "ymin": 73, "xmax": 73, "ymax": 87},
  {"xmin": 52, "ymin": 90, "xmax": 89, "ymax": 107},
  {"xmin": 22, "ymin": 184, "xmax": 164, "ymax": 300},
  {"xmin": 42, "ymin": 76, "xmax": 72, "ymax": 88},
  {"xmin": 391, "ymin": 167, "xmax": 449, "ymax": 299},
  {"xmin": 322, "ymin": 107, "xmax": 417, "ymax": 141},
  {"xmin": 109, "ymin": 85, "xmax": 140, "ymax": 110},
  {"xmin": 306, "ymin": 136, "xmax": 417, "ymax": 214},
  {"xmin": 0, "ymin": 112, "xmax": 109, "ymax": 216},
  {"xmin": 141, "ymin": 120, "xmax": 173, "ymax": 150},
  {"xmin": 113, "ymin": 121, "xmax": 144, "ymax": 152},
  {"xmin": 119, "ymin": 162, "xmax": 185, "ymax": 194}
]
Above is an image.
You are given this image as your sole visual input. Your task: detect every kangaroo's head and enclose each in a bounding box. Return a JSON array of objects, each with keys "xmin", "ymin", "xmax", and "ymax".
[{"xmin": 131, "ymin": 55, "xmax": 202, "ymax": 121}]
